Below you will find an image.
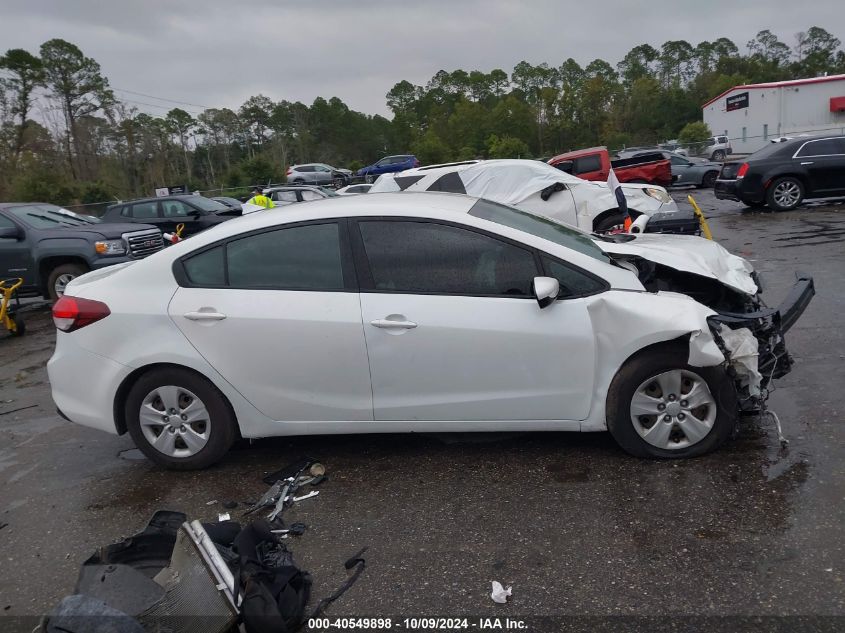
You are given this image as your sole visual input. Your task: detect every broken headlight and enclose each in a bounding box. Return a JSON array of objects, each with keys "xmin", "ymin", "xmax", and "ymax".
[{"xmin": 643, "ymin": 187, "xmax": 672, "ymax": 203}]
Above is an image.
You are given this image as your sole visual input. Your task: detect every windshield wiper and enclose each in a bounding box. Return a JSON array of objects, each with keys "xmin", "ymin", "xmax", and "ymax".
[
  {"xmin": 47, "ymin": 210, "xmax": 90, "ymax": 224},
  {"xmin": 27, "ymin": 212, "xmax": 60, "ymax": 224}
]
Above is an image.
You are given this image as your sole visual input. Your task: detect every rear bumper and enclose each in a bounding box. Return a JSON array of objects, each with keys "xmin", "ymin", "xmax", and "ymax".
[
  {"xmin": 47, "ymin": 332, "xmax": 131, "ymax": 434},
  {"xmin": 645, "ymin": 209, "xmax": 701, "ymax": 235},
  {"xmin": 714, "ymin": 179, "xmax": 741, "ymax": 201},
  {"xmin": 709, "ymin": 273, "xmax": 815, "ymax": 383}
]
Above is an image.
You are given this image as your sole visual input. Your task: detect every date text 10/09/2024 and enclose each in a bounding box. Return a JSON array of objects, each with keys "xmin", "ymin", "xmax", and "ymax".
[{"xmin": 307, "ymin": 618, "xmax": 529, "ymax": 630}]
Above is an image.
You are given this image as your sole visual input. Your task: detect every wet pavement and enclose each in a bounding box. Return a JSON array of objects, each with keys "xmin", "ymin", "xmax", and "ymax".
[{"xmin": 1, "ymin": 190, "xmax": 844, "ymax": 631}]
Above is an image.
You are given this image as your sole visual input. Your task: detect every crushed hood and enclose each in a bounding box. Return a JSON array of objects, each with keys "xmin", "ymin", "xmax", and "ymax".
[{"xmin": 598, "ymin": 233, "xmax": 758, "ymax": 295}]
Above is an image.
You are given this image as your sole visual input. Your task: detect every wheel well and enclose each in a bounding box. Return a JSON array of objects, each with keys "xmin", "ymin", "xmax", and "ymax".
[
  {"xmin": 592, "ymin": 208, "xmax": 642, "ymax": 231},
  {"xmin": 112, "ymin": 363, "xmax": 238, "ymax": 436},
  {"xmin": 766, "ymin": 173, "xmax": 808, "ymax": 190},
  {"xmin": 605, "ymin": 335, "xmax": 693, "ymax": 410},
  {"xmin": 38, "ymin": 256, "xmax": 89, "ymax": 288}
]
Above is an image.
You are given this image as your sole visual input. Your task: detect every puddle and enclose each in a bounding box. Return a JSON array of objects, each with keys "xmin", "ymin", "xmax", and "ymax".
[{"xmin": 118, "ymin": 448, "xmax": 148, "ymax": 462}]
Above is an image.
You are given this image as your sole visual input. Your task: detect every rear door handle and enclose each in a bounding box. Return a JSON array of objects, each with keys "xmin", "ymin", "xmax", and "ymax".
[
  {"xmin": 184, "ymin": 311, "xmax": 227, "ymax": 321},
  {"xmin": 370, "ymin": 319, "xmax": 417, "ymax": 330},
  {"xmin": 800, "ymin": 161, "xmax": 814, "ymax": 165}
]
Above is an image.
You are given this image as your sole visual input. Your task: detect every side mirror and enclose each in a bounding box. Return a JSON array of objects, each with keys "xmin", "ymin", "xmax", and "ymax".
[
  {"xmin": 533, "ymin": 276, "xmax": 559, "ymax": 309},
  {"xmin": 188, "ymin": 209, "xmax": 201, "ymax": 218},
  {"xmin": 0, "ymin": 226, "xmax": 21, "ymax": 240}
]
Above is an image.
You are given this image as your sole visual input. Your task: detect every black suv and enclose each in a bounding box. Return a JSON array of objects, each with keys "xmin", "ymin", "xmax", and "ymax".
[
  {"xmin": 102, "ymin": 195, "xmax": 237, "ymax": 237},
  {"xmin": 715, "ymin": 135, "xmax": 845, "ymax": 211},
  {"xmin": 0, "ymin": 202, "xmax": 163, "ymax": 301}
]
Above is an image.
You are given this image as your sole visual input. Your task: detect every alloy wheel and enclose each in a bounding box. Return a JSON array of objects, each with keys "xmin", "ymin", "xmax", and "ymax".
[
  {"xmin": 629, "ymin": 369, "xmax": 717, "ymax": 450},
  {"xmin": 54, "ymin": 273, "xmax": 77, "ymax": 298},
  {"xmin": 139, "ymin": 385, "xmax": 211, "ymax": 458},
  {"xmin": 773, "ymin": 181, "xmax": 801, "ymax": 208}
]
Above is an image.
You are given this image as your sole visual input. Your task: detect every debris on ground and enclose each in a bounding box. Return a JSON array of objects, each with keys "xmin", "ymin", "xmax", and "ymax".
[
  {"xmin": 40, "ymin": 460, "xmax": 367, "ymax": 632},
  {"xmin": 491, "ymin": 581, "xmax": 512, "ymax": 604}
]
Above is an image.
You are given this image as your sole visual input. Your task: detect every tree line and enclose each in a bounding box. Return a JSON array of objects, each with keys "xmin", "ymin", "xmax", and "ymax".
[{"xmin": 1, "ymin": 27, "xmax": 843, "ymax": 206}]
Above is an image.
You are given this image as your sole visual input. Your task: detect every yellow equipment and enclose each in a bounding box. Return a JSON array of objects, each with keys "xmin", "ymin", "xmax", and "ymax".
[
  {"xmin": 0, "ymin": 278, "xmax": 25, "ymax": 337},
  {"xmin": 687, "ymin": 195, "xmax": 714, "ymax": 240}
]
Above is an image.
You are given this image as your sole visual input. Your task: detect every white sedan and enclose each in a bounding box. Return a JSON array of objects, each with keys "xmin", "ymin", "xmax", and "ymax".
[{"xmin": 47, "ymin": 193, "xmax": 812, "ymax": 469}]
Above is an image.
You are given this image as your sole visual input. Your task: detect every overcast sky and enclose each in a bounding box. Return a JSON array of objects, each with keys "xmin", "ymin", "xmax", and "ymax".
[{"xmin": 2, "ymin": 0, "xmax": 843, "ymax": 118}]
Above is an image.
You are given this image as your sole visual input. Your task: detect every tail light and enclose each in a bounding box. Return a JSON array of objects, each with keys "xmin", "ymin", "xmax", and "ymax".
[
  {"xmin": 285, "ymin": 166, "xmax": 292, "ymax": 175},
  {"xmin": 736, "ymin": 163, "xmax": 749, "ymax": 178},
  {"xmin": 52, "ymin": 296, "xmax": 111, "ymax": 332}
]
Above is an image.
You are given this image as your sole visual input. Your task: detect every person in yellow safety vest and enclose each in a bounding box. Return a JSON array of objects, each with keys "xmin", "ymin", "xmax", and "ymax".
[{"xmin": 246, "ymin": 186, "xmax": 275, "ymax": 209}]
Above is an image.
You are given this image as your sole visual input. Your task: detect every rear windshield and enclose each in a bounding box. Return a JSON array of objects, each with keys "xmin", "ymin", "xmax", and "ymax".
[
  {"xmin": 8, "ymin": 204, "xmax": 100, "ymax": 228},
  {"xmin": 468, "ymin": 198, "xmax": 610, "ymax": 263},
  {"xmin": 745, "ymin": 142, "xmax": 792, "ymax": 160}
]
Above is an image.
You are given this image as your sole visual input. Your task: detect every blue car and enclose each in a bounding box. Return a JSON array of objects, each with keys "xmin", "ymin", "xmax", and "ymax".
[{"xmin": 357, "ymin": 154, "xmax": 420, "ymax": 183}]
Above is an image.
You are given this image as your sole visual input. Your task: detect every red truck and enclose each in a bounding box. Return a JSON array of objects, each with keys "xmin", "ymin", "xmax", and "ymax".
[{"xmin": 548, "ymin": 146, "xmax": 673, "ymax": 188}]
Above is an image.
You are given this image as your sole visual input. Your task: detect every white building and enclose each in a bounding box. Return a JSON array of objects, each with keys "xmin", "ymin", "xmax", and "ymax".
[{"xmin": 702, "ymin": 74, "xmax": 845, "ymax": 154}]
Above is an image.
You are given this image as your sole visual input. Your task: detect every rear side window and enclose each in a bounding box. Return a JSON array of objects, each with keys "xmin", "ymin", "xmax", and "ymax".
[
  {"xmin": 357, "ymin": 220, "xmax": 538, "ymax": 296},
  {"xmin": 183, "ymin": 246, "xmax": 225, "ymax": 286},
  {"xmin": 227, "ymin": 223, "xmax": 343, "ymax": 289},
  {"xmin": 272, "ymin": 191, "xmax": 299, "ymax": 204},
  {"xmin": 179, "ymin": 223, "xmax": 344, "ymax": 290},
  {"xmin": 573, "ymin": 155, "xmax": 601, "ymax": 174},
  {"xmin": 796, "ymin": 138, "xmax": 845, "ymax": 157}
]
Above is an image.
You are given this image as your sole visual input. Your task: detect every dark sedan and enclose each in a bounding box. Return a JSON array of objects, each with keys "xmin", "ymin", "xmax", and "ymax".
[
  {"xmin": 102, "ymin": 195, "xmax": 235, "ymax": 237},
  {"xmin": 715, "ymin": 134, "xmax": 845, "ymax": 211}
]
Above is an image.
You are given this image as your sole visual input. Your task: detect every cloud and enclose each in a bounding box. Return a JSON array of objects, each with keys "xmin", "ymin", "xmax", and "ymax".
[{"xmin": 2, "ymin": 0, "xmax": 842, "ymax": 117}]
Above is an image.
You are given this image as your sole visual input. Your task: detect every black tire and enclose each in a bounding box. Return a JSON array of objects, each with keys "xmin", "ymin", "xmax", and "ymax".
[
  {"xmin": 701, "ymin": 171, "xmax": 718, "ymax": 188},
  {"xmin": 593, "ymin": 211, "xmax": 625, "ymax": 233},
  {"xmin": 606, "ymin": 347, "xmax": 737, "ymax": 459},
  {"xmin": 711, "ymin": 150, "xmax": 726, "ymax": 161},
  {"xmin": 766, "ymin": 176, "xmax": 804, "ymax": 211},
  {"xmin": 8, "ymin": 315, "xmax": 25, "ymax": 337},
  {"xmin": 125, "ymin": 367, "xmax": 237, "ymax": 470},
  {"xmin": 332, "ymin": 177, "xmax": 345, "ymax": 188},
  {"xmin": 365, "ymin": 174, "xmax": 376, "ymax": 184},
  {"xmin": 47, "ymin": 263, "xmax": 88, "ymax": 302}
]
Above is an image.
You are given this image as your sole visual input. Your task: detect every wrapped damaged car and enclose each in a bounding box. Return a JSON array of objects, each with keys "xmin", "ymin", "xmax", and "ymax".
[
  {"xmin": 368, "ymin": 159, "xmax": 688, "ymax": 233},
  {"xmin": 48, "ymin": 193, "xmax": 813, "ymax": 469}
]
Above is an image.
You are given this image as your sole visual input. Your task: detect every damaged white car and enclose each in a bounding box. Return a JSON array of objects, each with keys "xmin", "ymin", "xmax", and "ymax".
[
  {"xmin": 48, "ymin": 193, "xmax": 814, "ymax": 469},
  {"xmin": 369, "ymin": 159, "xmax": 684, "ymax": 233}
]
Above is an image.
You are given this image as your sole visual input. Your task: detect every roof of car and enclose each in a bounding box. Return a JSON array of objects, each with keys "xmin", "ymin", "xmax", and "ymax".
[
  {"xmin": 108, "ymin": 194, "xmax": 199, "ymax": 207},
  {"xmin": 0, "ymin": 202, "xmax": 52, "ymax": 210}
]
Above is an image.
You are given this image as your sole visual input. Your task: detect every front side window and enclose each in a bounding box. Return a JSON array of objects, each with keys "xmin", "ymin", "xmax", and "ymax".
[
  {"xmin": 300, "ymin": 190, "xmax": 324, "ymax": 201},
  {"xmin": 542, "ymin": 256, "xmax": 606, "ymax": 298},
  {"xmin": 357, "ymin": 220, "xmax": 538, "ymax": 296},
  {"xmin": 573, "ymin": 155, "xmax": 601, "ymax": 174},
  {"xmin": 162, "ymin": 200, "xmax": 194, "ymax": 217},
  {"xmin": 272, "ymin": 191, "xmax": 299, "ymax": 204},
  {"xmin": 131, "ymin": 201, "xmax": 159, "ymax": 219}
]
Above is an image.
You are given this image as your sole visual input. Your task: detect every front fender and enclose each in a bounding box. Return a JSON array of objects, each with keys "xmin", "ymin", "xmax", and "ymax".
[{"xmin": 580, "ymin": 290, "xmax": 724, "ymax": 431}]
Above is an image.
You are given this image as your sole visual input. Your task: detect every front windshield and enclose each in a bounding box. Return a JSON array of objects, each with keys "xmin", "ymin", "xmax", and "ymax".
[
  {"xmin": 9, "ymin": 204, "xmax": 100, "ymax": 228},
  {"xmin": 468, "ymin": 198, "xmax": 611, "ymax": 263},
  {"xmin": 190, "ymin": 196, "xmax": 229, "ymax": 212}
]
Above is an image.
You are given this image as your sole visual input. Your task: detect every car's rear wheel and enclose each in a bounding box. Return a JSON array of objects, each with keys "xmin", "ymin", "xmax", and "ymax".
[
  {"xmin": 47, "ymin": 263, "xmax": 89, "ymax": 302},
  {"xmin": 711, "ymin": 150, "xmax": 726, "ymax": 161},
  {"xmin": 766, "ymin": 176, "xmax": 804, "ymax": 211},
  {"xmin": 125, "ymin": 368, "xmax": 237, "ymax": 470},
  {"xmin": 607, "ymin": 348, "xmax": 737, "ymax": 458},
  {"xmin": 700, "ymin": 171, "xmax": 718, "ymax": 188}
]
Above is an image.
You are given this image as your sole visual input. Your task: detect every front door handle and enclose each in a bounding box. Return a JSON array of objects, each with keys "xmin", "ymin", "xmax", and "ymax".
[
  {"xmin": 184, "ymin": 311, "xmax": 227, "ymax": 321},
  {"xmin": 370, "ymin": 318, "xmax": 417, "ymax": 330},
  {"xmin": 800, "ymin": 161, "xmax": 814, "ymax": 165}
]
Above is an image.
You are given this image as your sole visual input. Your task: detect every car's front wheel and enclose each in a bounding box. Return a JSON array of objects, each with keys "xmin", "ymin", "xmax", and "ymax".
[
  {"xmin": 606, "ymin": 347, "xmax": 737, "ymax": 458},
  {"xmin": 125, "ymin": 368, "xmax": 237, "ymax": 470},
  {"xmin": 766, "ymin": 176, "xmax": 804, "ymax": 211},
  {"xmin": 365, "ymin": 174, "xmax": 376, "ymax": 184},
  {"xmin": 47, "ymin": 263, "xmax": 88, "ymax": 302}
]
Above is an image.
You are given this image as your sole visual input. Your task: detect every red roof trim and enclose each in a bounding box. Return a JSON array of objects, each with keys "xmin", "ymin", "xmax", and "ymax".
[{"xmin": 702, "ymin": 74, "xmax": 845, "ymax": 108}]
